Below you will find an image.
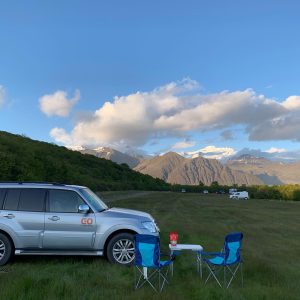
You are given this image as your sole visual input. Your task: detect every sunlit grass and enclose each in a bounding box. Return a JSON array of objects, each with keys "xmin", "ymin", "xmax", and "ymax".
[{"xmin": 0, "ymin": 192, "xmax": 299, "ymax": 299}]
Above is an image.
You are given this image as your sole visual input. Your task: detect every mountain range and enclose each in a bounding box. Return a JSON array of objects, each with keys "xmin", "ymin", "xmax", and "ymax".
[
  {"xmin": 78, "ymin": 147, "xmax": 300, "ymax": 186},
  {"xmin": 80, "ymin": 147, "xmax": 140, "ymax": 168},
  {"xmin": 2, "ymin": 129, "xmax": 298, "ymax": 188},
  {"xmin": 227, "ymin": 154, "xmax": 300, "ymax": 185},
  {"xmin": 134, "ymin": 152, "xmax": 263, "ymax": 186}
]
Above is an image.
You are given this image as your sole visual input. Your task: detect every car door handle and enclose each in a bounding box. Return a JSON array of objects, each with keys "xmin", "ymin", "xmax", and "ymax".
[
  {"xmin": 48, "ymin": 216, "xmax": 60, "ymax": 221},
  {"xmin": 3, "ymin": 214, "xmax": 15, "ymax": 219}
]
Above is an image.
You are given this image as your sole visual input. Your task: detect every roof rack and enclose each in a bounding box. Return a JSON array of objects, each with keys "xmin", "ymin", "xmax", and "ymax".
[{"xmin": 0, "ymin": 182, "xmax": 66, "ymax": 186}]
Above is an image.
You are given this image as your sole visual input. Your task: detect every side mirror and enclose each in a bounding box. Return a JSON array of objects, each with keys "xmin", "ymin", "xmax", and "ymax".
[{"xmin": 78, "ymin": 204, "xmax": 90, "ymax": 214}]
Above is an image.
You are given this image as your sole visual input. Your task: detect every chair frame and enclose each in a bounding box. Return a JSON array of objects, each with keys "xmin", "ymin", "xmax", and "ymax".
[
  {"xmin": 134, "ymin": 263, "xmax": 170, "ymax": 292},
  {"xmin": 134, "ymin": 235, "xmax": 174, "ymax": 292},
  {"xmin": 203, "ymin": 232, "xmax": 244, "ymax": 289}
]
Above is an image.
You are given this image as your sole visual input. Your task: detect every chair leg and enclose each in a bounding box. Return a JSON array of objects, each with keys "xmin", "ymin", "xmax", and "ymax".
[
  {"xmin": 135, "ymin": 267, "xmax": 159, "ymax": 292},
  {"xmin": 170, "ymin": 262, "xmax": 173, "ymax": 277},
  {"xmin": 135, "ymin": 267, "xmax": 144, "ymax": 289},
  {"xmin": 159, "ymin": 267, "xmax": 170, "ymax": 292},
  {"xmin": 159, "ymin": 269, "xmax": 161, "ymax": 291},
  {"xmin": 224, "ymin": 266, "xmax": 226, "ymax": 289},
  {"xmin": 147, "ymin": 278, "xmax": 158, "ymax": 292},
  {"xmin": 240, "ymin": 262, "xmax": 243, "ymax": 287},
  {"xmin": 204, "ymin": 262, "xmax": 212, "ymax": 285},
  {"xmin": 204, "ymin": 262, "xmax": 243, "ymax": 289},
  {"xmin": 205, "ymin": 271, "xmax": 212, "ymax": 285},
  {"xmin": 226, "ymin": 264, "xmax": 240, "ymax": 289},
  {"xmin": 135, "ymin": 267, "xmax": 146, "ymax": 289},
  {"xmin": 134, "ymin": 267, "xmax": 136, "ymax": 289},
  {"xmin": 205, "ymin": 263, "xmax": 222, "ymax": 288},
  {"xmin": 134, "ymin": 265, "xmax": 172, "ymax": 293},
  {"xmin": 199, "ymin": 253, "xmax": 203, "ymax": 278}
]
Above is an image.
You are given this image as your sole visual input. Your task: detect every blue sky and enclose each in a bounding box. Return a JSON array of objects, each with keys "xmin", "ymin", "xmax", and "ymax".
[{"xmin": 1, "ymin": 1, "xmax": 300, "ymax": 159}]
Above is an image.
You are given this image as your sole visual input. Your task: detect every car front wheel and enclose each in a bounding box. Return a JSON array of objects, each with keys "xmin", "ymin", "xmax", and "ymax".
[
  {"xmin": 106, "ymin": 233, "xmax": 135, "ymax": 265},
  {"xmin": 0, "ymin": 233, "xmax": 13, "ymax": 266}
]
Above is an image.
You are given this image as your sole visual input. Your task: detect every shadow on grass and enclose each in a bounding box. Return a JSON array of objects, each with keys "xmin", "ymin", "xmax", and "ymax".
[{"xmin": 10, "ymin": 255, "xmax": 107, "ymax": 265}]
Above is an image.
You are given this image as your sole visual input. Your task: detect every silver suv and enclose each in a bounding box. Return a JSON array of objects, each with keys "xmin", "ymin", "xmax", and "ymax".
[{"xmin": 0, "ymin": 183, "xmax": 159, "ymax": 266}]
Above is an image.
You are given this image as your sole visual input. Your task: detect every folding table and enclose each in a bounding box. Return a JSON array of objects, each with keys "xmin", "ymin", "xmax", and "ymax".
[{"xmin": 169, "ymin": 243, "xmax": 204, "ymax": 278}]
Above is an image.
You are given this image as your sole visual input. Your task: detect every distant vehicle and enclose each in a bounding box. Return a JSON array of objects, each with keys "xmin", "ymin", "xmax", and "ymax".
[
  {"xmin": 181, "ymin": 189, "xmax": 186, "ymax": 193},
  {"xmin": 229, "ymin": 191, "xmax": 249, "ymax": 200},
  {"xmin": 229, "ymin": 188, "xmax": 237, "ymax": 195},
  {"xmin": 0, "ymin": 182, "xmax": 159, "ymax": 266},
  {"xmin": 203, "ymin": 190, "xmax": 209, "ymax": 194},
  {"xmin": 216, "ymin": 190, "xmax": 226, "ymax": 194}
]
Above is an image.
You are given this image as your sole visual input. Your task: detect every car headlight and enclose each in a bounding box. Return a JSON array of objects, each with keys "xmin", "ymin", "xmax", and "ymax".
[{"xmin": 142, "ymin": 221, "xmax": 157, "ymax": 233}]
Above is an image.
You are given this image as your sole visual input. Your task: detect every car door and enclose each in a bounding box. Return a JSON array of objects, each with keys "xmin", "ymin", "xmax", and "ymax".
[
  {"xmin": 0, "ymin": 188, "xmax": 46, "ymax": 249},
  {"xmin": 43, "ymin": 189, "xmax": 96, "ymax": 249}
]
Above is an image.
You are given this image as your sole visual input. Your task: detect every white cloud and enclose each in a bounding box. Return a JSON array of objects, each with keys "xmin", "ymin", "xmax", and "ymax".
[
  {"xmin": 39, "ymin": 89, "xmax": 80, "ymax": 117},
  {"xmin": 0, "ymin": 86, "xmax": 5, "ymax": 107},
  {"xmin": 50, "ymin": 128, "xmax": 73, "ymax": 145},
  {"xmin": 50, "ymin": 79, "xmax": 198, "ymax": 147},
  {"xmin": 248, "ymin": 114, "xmax": 300, "ymax": 141},
  {"xmin": 198, "ymin": 145, "xmax": 236, "ymax": 159},
  {"xmin": 248, "ymin": 96, "xmax": 300, "ymax": 141},
  {"xmin": 154, "ymin": 89, "xmax": 285, "ymax": 132},
  {"xmin": 234, "ymin": 147, "xmax": 300, "ymax": 162},
  {"xmin": 171, "ymin": 139, "xmax": 195, "ymax": 149},
  {"xmin": 265, "ymin": 147, "xmax": 287, "ymax": 154},
  {"xmin": 49, "ymin": 79, "xmax": 300, "ymax": 148},
  {"xmin": 179, "ymin": 145, "xmax": 236, "ymax": 160},
  {"xmin": 282, "ymin": 96, "xmax": 300, "ymax": 110}
]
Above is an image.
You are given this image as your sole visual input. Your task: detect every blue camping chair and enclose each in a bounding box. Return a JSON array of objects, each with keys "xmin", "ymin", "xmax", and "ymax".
[
  {"xmin": 201, "ymin": 232, "xmax": 243, "ymax": 288},
  {"xmin": 134, "ymin": 234, "xmax": 175, "ymax": 292}
]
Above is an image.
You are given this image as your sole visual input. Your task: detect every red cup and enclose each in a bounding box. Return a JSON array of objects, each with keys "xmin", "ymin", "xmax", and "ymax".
[{"xmin": 170, "ymin": 232, "xmax": 178, "ymax": 246}]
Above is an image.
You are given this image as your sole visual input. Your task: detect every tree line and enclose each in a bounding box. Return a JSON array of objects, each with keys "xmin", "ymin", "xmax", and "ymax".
[{"xmin": 169, "ymin": 181, "xmax": 300, "ymax": 201}]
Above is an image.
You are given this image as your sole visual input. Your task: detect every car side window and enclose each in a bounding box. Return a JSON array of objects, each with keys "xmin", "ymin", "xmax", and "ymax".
[
  {"xmin": 4, "ymin": 189, "xmax": 21, "ymax": 210},
  {"xmin": 48, "ymin": 190, "xmax": 85, "ymax": 213},
  {"xmin": 0, "ymin": 189, "xmax": 6, "ymax": 209},
  {"xmin": 18, "ymin": 189, "xmax": 46, "ymax": 212}
]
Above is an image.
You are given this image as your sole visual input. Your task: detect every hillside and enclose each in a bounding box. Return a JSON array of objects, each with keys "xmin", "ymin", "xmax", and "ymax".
[
  {"xmin": 134, "ymin": 152, "xmax": 263, "ymax": 186},
  {"xmin": 227, "ymin": 154, "xmax": 300, "ymax": 185},
  {"xmin": 0, "ymin": 131, "xmax": 169, "ymax": 191},
  {"xmin": 80, "ymin": 147, "xmax": 140, "ymax": 168}
]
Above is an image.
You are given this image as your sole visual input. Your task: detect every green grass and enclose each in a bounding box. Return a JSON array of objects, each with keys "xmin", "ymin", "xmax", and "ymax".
[{"xmin": 0, "ymin": 192, "xmax": 299, "ymax": 299}]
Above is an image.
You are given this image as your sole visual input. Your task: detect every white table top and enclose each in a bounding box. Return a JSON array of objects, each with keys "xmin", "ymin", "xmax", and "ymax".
[{"xmin": 169, "ymin": 243, "xmax": 203, "ymax": 252}]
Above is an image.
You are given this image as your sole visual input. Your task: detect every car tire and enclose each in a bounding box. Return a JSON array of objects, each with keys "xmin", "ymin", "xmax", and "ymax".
[
  {"xmin": 0, "ymin": 233, "xmax": 13, "ymax": 266},
  {"xmin": 106, "ymin": 233, "xmax": 135, "ymax": 266}
]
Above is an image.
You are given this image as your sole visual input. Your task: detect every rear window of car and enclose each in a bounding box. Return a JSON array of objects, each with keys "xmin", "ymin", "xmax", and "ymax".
[
  {"xmin": 0, "ymin": 189, "xmax": 6, "ymax": 209},
  {"xmin": 4, "ymin": 189, "xmax": 21, "ymax": 210},
  {"xmin": 3, "ymin": 188, "xmax": 46, "ymax": 212},
  {"xmin": 18, "ymin": 189, "xmax": 46, "ymax": 212}
]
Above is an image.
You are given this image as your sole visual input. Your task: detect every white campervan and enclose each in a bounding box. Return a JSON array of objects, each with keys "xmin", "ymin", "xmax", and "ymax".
[
  {"xmin": 229, "ymin": 191, "xmax": 249, "ymax": 200},
  {"xmin": 229, "ymin": 188, "xmax": 237, "ymax": 195}
]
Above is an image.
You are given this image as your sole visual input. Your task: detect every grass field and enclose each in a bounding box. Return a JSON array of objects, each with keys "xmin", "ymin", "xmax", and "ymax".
[{"xmin": 0, "ymin": 192, "xmax": 299, "ymax": 300}]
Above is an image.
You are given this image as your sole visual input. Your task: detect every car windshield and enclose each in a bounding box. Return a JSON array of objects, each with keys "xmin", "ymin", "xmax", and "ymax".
[{"xmin": 80, "ymin": 188, "xmax": 108, "ymax": 212}]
